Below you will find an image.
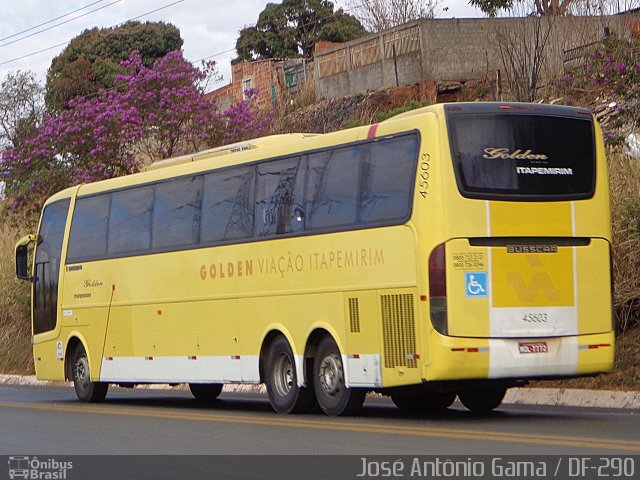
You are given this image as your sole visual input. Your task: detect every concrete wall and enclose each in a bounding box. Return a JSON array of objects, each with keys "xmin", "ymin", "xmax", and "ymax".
[{"xmin": 315, "ymin": 15, "xmax": 633, "ymax": 99}]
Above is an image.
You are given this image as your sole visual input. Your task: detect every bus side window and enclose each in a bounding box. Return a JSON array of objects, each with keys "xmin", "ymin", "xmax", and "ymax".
[
  {"xmin": 152, "ymin": 176, "xmax": 203, "ymax": 250},
  {"xmin": 255, "ymin": 156, "xmax": 305, "ymax": 237},
  {"xmin": 67, "ymin": 195, "xmax": 109, "ymax": 263},
  {"xmin": 359, "ymin": 135, "xmax": 418, "ymax": 224},
  {"xmin": 305, "ymin": 147, "xmax": 360, "ymax": 231},
  {"xmin": 108, "ymin": 187, "xmax": 153, "ymax": 256},
  {"xmin": 201, "ymin": 166, "xmax": 255, "ymax": 244}
]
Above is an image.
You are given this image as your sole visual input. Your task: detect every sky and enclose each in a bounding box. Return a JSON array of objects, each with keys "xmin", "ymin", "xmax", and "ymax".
[{"xmin": 0, "ymin": 0, "xmax": 485, "ymax": 91}]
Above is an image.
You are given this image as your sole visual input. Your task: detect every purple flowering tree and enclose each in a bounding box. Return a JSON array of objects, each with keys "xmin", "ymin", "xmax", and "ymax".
[
  {"xmin": 117, "ymin": 50, "xmax": 223, "ymax": 160},
  {"xmin": 1, "ymin": 50, "xmax": 270, "ymax": 210}
]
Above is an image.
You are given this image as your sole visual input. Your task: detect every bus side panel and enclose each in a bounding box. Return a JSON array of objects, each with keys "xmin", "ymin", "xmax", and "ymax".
[
  {"xmin": 64, "ymin": 226, "xmax": 418, "ymax": 386},
  {"xmin": 100, "ymin": 300, "xmax": 244, "ymax": 383},
  {"xmin": 342, "ymin": 290, "xmax": 383, "ymax": 387},
  {"xmin": 376, "ymin": 288, "xmax": 423, "ymax": 388},
  {"xmin": 33, "ymin": 333, "xmax": 65, "ymax": 380}
]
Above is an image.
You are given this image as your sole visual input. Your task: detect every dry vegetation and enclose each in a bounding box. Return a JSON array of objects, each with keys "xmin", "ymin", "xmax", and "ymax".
[
  {"xmin": 608, "ymin": 149, "xmax": 640, "ymax": 332},
  {"xmin": 0, "ymin": 212, "xmax": 36, "ymax": 373}
]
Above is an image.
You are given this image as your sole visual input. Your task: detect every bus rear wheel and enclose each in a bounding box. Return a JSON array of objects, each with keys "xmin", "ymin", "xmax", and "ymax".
[
  {"xmin": 313, "ymin": 337, "xmax": 365, "ymax": 416},
  {"xmin": 71, "ymin": 344, "xmax": 108, "ymax": 403},
  {"xmin": 458, "ymin": 386, "xmax": 507, "ymax": 413},
  {"xmin": 265, "ymin": 336, "xmax": 316, "ymax": 414},
  {"xmin": 391, "ymin": 390, "xmax": 456, "ymax": 414},
  {"xmin": 189, "ymin": 383, "xmax": 223, "ymax": 401}
]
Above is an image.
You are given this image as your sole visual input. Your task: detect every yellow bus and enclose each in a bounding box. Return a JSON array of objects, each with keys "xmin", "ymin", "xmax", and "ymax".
[{"xmin": 15, "ymin": 102, "xmax": 614, "ymax": 416}]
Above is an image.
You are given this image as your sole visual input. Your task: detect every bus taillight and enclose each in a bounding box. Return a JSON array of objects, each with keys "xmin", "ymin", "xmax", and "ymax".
[{"xmin": 429, "ymin": 243, "xmax": 448, "ymax": 335}]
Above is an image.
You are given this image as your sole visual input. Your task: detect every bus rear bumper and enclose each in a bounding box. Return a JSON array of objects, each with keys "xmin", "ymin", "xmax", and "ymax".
[{"xmin": 426, "ymin": 331, "xmax": 614, "ymax": 381}]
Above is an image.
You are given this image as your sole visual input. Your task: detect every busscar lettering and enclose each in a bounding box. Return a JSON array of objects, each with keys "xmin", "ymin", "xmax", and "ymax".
[{"xmin": 506, "ymin": 245, "xmax": 558, "ymax": 254}]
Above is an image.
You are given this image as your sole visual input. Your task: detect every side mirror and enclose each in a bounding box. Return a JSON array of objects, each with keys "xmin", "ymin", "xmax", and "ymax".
[{"xmin": 15, "ymin": 235, "xmax": 35, "ymax": 282}]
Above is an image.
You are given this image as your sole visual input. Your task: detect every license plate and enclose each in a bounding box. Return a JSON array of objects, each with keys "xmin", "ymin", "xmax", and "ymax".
[{"xmin": 518, "ymin": 342, "xmax": 548, "ymax": 354}]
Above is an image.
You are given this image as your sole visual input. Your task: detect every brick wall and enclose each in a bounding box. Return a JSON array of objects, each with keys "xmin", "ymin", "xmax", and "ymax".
[
  {"xmin": 231, "ymin": 59, "xmax": 284, "ymax": 109},
  {"xmin": 204, "ymin": 83, "xmax": 233, "ymax": 110}
]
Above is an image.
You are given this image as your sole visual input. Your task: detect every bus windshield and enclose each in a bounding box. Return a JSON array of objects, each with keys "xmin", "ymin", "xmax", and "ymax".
[{"xmin": 447, "ymin": 109, "xmax": 596, "ymax": 200}]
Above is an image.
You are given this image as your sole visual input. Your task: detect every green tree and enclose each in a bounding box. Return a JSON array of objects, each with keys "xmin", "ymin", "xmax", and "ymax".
[
  {"xmin": 235, "ymin": 0, "xmax": 365, "ymax": 62},
  {"xmin": 45, "ymin": 21, "xmax": 183, "ymax": 113},
  {"xmin": 469, "ymin": 0, "xmax": 514, "ymax": 16}
]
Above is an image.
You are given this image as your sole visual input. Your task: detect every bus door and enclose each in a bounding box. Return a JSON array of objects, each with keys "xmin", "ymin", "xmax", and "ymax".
[{"xmin": 32, "ymin": 199, "xmax": 70, "ymax": 337}]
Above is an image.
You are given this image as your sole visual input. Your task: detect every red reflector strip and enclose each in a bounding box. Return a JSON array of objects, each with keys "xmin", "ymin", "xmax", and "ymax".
[
  {"xmin": 498, "ymin": 105, "xmax": 512, "ymax": 109},
  {"xmin": 406, "ymin": 354, "xmax": 420, "ymax": 360},
  {"xmin": 420, "ymin": 295, "xmax": 427, "ymax": 301},
  {"xmin": 145, "ymin": 356, "xmax": 154, "ymax": 361},
  {"xmin": 188, "ymin": 356, "xmax": 197, "ymax": 360},
  {"xmin": 580, "ymin": 343, "xmax": 612, "ymax": 350},
  {"xmin": 451, "ymin": 347, "xmax": 488, "ymax": 353},
  {"xmin": 231, "ymin": 355, "xmax": 240, "ymax": 360},
  {"xmin": 350, "ymin": 354, "xmax": 360, "ymax": 359},
  {"xmin": 367, "ymin": 123, "xmax": 379, "ymax": 139},
  {"xmin": 106, "ymin": 357, "xmax": 114, "ymax": 361},
  {"xmin": 577, "ymin": 109, "xmax": 592, "ymax": 115}
]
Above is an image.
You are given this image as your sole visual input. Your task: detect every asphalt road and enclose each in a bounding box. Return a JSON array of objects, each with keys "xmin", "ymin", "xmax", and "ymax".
[
  {"xmin": 1, "ymin": 384, "xmax": 638, "ymax": 479},
  {"xmin": 1, "ymin": 384, "xmax": 639, "ymax": 454}
]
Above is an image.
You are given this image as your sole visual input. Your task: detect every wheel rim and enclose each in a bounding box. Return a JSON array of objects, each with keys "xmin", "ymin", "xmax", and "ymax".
[
  {"xmin": 272, "ymin": 352, "xmax": 294, "ymax": 397},
  {"xmin": 318, "ymin": 353, "xmax": 342, "ymax": 396},
  {"xmin": 74, "ymin": 356, "xmax": 90, "ymax": 391}
]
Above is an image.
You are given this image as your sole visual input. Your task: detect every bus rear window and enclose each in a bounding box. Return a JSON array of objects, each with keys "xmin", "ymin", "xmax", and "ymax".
[{"xmin": 447, "ymin": 112, "xmax": 595, "ymax": 200}]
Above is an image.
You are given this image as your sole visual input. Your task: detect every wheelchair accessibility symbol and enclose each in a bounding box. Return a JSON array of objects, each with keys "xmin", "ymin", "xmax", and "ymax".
[{"xmin": 465, "ymin": 272, "xmax": 487, "ymax": 298}]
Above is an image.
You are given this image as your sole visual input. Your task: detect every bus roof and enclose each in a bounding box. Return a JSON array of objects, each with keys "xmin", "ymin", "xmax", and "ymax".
[{"xmin": 144, "ymin": 133, "xmax": 320, "ymax": 171}]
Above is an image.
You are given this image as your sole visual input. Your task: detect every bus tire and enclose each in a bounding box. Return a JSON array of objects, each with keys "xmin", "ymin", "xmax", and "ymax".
[
  {"xmin": 458, "ymin": 386, "xmax": 506, "ymax": 413},
  {"xmin": 391, "ymin": 390, "xmax": 455, "ymax": 414},
  {"xmin": 313, "ymin": 337, "xmax": 365, "ymax": 416},
  {"xmin": 265, "ymin": 336, "xmax": 316, "ymax": 414},
  {"xmin": 189, "ymin": 383, "xmax": 223, "ymax": 401},
  {"xmin": 71, "ymin": 344, "xmax": 108, "ymax": 403}
]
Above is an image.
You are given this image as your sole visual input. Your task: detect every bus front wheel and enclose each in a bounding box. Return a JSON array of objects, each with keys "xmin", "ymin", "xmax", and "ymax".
[
  {"xmin": 71, "ymin": 344, "xmax": 108, "ymax": 403},
  {"xmin": 458, "ymin": 386, "xmax": 506, "ymax": 413},
  {"xmin": 313, "ymin": 337, "xmax": 365, "ymax": 416},
  {"xmin": 264, "ymin": 336, "xmax": 316, "ymax": 414}
]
